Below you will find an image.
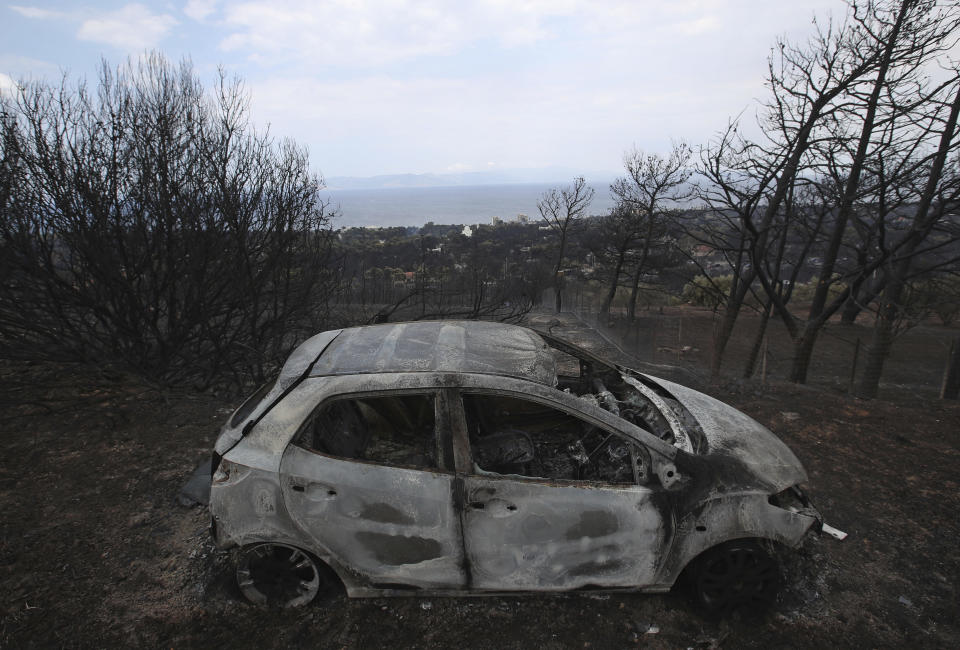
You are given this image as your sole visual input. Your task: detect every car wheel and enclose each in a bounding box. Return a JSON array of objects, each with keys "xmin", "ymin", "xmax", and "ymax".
[
  {"xmin": 690, "ymin": 540, "xmax": 780, "ymax": 616},
  {"xmin": 236, "ymin": 543, "xmax": 330, "ymax": 607}
]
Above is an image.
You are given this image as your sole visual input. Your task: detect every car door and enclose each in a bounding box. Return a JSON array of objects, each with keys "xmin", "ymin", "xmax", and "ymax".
[
  {"xmin": 279, "ymin": 389, "xmax": 466, "ymax": 590},
  {"xmin": 455, "ymin": 390, "xmax": 668, "ymax": 591}
]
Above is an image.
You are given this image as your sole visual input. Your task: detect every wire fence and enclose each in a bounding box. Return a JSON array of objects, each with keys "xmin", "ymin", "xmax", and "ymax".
[{"xmin": 554, "ymin": 282, "xmax": 960, "ymax": 400}]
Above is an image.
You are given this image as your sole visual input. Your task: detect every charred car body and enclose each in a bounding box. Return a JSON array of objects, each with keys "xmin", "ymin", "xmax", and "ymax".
[{"xmin": 210, "ymin": 321, "xmax": 838, "ymax": 612}]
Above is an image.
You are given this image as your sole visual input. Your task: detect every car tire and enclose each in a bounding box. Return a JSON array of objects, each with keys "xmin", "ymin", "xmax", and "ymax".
[
  {"xmin": 236, "ymin": 543, "xmax": 339, "ymax": 607},
  {"xmin": 689, "ymin": 539, "xmax": 780, "ymax": 617}
]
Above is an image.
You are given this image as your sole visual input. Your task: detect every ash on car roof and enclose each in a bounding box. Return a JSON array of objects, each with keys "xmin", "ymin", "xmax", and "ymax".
[{"xmin": 308, "ymin": 321, "xmax": 557, "ymax": 385}]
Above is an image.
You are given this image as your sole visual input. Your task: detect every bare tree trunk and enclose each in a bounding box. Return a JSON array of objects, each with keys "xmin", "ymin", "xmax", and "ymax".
[
  {"xmin": 789, "ymin": 327, "xmax": 821, "ymax": 384},
  {"xmin": 856, "ymin": 280, "xmax": 900, "ymax": 398},
  {"xmin": 840, "ymin": 300, "xmax": 861, "ymax": 324},
  {"xmin": 857, "ymin": 79, "xmax": 960, "ymax": 398},
  {"xmin": 841, "ymin": 277, "xmax": 887, "ymax": 324},
  {"xmin": 627, "ymin": 218, "xmax": 658, "ymax": 322},
  {"xmin": 941, "ymin": 338, "xmax": 960, "ymax": 400},
  {"xmin": 553, "ymin": 237, "xmax": 564, "ymax": 313},
  {"xmin": 788, "ymin": 2, "xmax": 911, "ymax": 384},
  {"xmin": 600, "ymin": 249, "xmax": 626, "ymax": 319},
  {"xmin": 626, "ymin": 264, "xmax": 642, "ymax": 322},
  {"xmin": 744, "ymin": 298, "xmax": 774, "ymax": 379},
  {"xmin": 710, "ymin": 272, "xmax": 754, "ymax": 379}
]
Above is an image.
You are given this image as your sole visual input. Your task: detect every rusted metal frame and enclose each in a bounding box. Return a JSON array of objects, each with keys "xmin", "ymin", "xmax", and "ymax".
[
  {"xmin": 434, "ymin": 388, "xmax": 459, "ymax": 472},
  {"xmin": 620, "ymin": 374, "xmax": 691, "ymax": 452},
  {"xmin": 532, "ymin": 328, "xmax": 621, "ymax": 373},
  {"xmin": 442, "ymin": 386, "xmax": 476, "ymax": 588},
  {"xmin": 444, "ymin": 387, "xmax": 474, "ymax": 476}
]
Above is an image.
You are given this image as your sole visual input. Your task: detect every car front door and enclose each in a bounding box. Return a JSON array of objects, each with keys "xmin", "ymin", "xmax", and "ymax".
[
  {"xmin": 455, "ymin": 390, "xmax": 668, "ymax": 591},
  {"xmin": 279, "ymin": 390, "xmax": 466, "ymax": 590}
]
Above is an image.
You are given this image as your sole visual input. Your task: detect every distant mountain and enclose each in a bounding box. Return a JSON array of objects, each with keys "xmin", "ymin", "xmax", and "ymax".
[{"xmin": 325, "ymin": 168, "xmax": 617, "ymax": 190}]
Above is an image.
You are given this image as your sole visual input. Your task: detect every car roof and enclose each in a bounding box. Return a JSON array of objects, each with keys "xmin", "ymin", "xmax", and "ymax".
[{"xmin": 307, "ymin": 320, "xmax": 557, "ymax": 386}]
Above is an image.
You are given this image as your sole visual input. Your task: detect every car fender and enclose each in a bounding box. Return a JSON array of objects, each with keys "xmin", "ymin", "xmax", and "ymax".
[{"xmin": 657, "ymin": 492, "xmax": 818, "ymax": 586}]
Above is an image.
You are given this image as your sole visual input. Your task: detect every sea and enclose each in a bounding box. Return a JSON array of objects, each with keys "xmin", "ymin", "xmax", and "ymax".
[{"xmin": 325, "ymin": 183, "xmax": 617, "ymax": 228}]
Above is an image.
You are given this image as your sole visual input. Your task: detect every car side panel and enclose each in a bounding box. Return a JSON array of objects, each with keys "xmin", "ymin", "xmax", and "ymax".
[
  {"xmin": 210, "ymin": 448, "xmax": 305, "ymax": 550},
  {"xmin": 280, "ymin": 445, "xmax": 467, "ymax": 590},
  {"xmin": 462, "ymin": 476, "xmax": 666, "ymax": 590}
]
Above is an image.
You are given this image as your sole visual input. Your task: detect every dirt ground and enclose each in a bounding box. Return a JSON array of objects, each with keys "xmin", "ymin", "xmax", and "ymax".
[{"xmin": 1, "ymin": 312, "xmax": 959, "ymax": 649}]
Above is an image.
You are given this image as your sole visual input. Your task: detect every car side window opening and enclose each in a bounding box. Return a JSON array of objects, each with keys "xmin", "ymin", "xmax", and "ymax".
[
  {"xmin": 462, "ymin": 393, "xmax": 648, "ymax": 485},
  {"xmin": 297, "ymin": 394, "xmax": 439, "ymax": 470}
]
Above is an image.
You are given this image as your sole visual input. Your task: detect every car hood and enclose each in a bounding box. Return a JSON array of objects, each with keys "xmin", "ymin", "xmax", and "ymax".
[{"xmin": 642, "ymin": 375, "xmax": 808, "ymax": 492}]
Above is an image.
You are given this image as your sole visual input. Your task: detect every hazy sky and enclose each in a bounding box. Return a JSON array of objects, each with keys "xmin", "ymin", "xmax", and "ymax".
[{"xmin": 1, "ymin": 1, "xmax": 848, "ymax": 179}]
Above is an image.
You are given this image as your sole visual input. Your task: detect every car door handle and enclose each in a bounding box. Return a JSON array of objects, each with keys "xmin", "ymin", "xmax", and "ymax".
[
  {"xmin": 290, "ymin": 480, "xmax": 337, "ymax": 499},
  {"xmin": 292, "ymin": 485, "xmax": 336, "ymax": 495},
  {"xmin": 469, "ymin": 499, "xmax": 518, "ymax": 515}
]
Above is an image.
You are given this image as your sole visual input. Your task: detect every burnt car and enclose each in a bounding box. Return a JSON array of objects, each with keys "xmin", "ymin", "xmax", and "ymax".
[{"xmin": 210, "ymin": 321, "xmax": 841, "ymax": 612}]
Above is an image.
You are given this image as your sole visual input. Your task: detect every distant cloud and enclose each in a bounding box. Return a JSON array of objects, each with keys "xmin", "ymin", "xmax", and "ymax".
[
  {"xmin": 669, "ymin": 15, "xmax": 720, "ymax": 36},
  {"xmin": 0, "ymin": 72, "xmax": 17, "ymax": 95},
  {"xmin": 210, "ymin": 1, "xmax": 753, "ymax": 69},
  {"xmin": 0, "ymin": 54, "xmax": 61, "ymax": 81},
  {"xmin": 77, "ymin": 4, "xmax": 177, "ymax": 50},
  {"xmin": 217, "ymin": 0, "xmax": 582, "ymax": 66},
  {"xmin": 184, "ymin": 0, "xmax": 218, "ymax": 22},
  {"xmin": 219, "ymin": 0, "xmax": 459, "ymax": 65},
  {"xmin": 8, "ymin": 5, "xmax": 66, "ymax": 20}
]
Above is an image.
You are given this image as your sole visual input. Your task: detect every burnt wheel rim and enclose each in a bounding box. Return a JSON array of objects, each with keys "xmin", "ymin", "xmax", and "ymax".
[
  {"xmin": 696, "ymin": 545, "xmax": 778, "ymax": 613},
  {"xmin": 237, "ymin": 543, "xmax": 321, "ymax": 607}
]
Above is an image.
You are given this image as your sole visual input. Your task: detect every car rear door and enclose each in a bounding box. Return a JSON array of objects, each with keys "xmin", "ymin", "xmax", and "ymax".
[{"xmin": 279, "ymin": 389, "xmax": 466, "ymax": 590}]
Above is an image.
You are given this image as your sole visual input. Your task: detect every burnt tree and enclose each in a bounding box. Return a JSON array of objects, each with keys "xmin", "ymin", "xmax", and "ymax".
[
  {"xmin": 0, "ymin": 54, "xmax": 336, "ymax": 388},
  {"xmin": 611, "ymin": 143, "xmax": 692, "ymax": 322},
  {"xmin": 538, "ymin": 177, "xmax": 594, "ymax": 313}
]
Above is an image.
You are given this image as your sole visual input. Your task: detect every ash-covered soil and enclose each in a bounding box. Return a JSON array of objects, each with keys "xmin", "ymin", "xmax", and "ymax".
[{"xmin": 1, "ymin": 314, "xmax": 958, "ymax": 648}]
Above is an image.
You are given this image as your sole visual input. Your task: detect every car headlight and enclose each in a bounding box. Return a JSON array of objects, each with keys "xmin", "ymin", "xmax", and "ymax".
[{"xmin": 768, "ymin": 485, "xmax": 810, "ymax": 513}]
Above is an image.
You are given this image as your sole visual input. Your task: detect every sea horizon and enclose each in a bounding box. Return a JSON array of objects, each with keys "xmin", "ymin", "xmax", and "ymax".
[{"xmin": 325, "ymin": 182, "xmax": 617, "ymax": 228}]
